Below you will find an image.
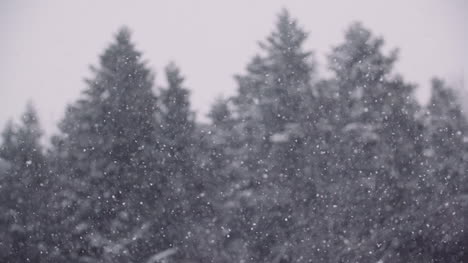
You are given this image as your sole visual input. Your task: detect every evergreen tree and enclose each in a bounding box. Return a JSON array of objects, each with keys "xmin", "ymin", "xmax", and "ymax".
[
  {"xmin": 207, "ymin": 97, "xmax": 240, "ymax": 180},
  {"xmin": 308, "ymin": 22, "xmax": 468, "ymax": 263},
  {"xmin": 197, "ymin": 98, "xmax": 250, "ymax": 262},
  {"xmin": 213, "ymin": 9, "xmax": 317, "ymax": 262},
  {"xmin": 1, "ymin": 10, "xmax": 466, "ymax": 263},
  {"xmin": 158, "ymin": 63, "xmax": 214, "ymax": 261},
  {"xmin": 0, "ymin": 104, "xmax": 47, "ymax": 263},
  {"xmin": 233, "ymin": 8, "xmax": 315, "ymax": 180},
  {"xmin": 49, "ymin": 27, "xmax": 171, "ymax": 262},
  {"xmin": 426, "ymin": 78, "xmax": 468, "ymax": 195},
  {"xmin": 417, "ymin": 78, "xmax": 468, "ymax": 262},
  {"xmin": 160, "ymin": 62, "xmax": 195, "ymax": 183}
]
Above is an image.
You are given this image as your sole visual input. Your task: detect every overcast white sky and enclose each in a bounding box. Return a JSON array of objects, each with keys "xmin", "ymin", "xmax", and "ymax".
[{"xmin": 1, "ymin": 0, "xmax": 467, "ymax": 136}]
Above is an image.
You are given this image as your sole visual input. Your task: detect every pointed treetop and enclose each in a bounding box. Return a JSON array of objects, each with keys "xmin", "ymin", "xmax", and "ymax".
[
  {"xmin": 162, "ymin": 62, "xmax": 190, "ymax": 111},
  {"xmin": 0, "ymin": 120, "xmax": 15, "ymax": 159},
  {"xmin": 209, "ymin": 97, "xmax": 231, "ymax": 125},
  {"xmin": 236, "ymin": 9, "xmax": 314, "ymax": 84},
  {"xmin": 161, "ymin": 62, "xmax": 192, "ymax": 115},
  {"xmin": 232, "ymin": 9, "xmax": 315, "ymax": 131},
  {"xmin": 165, "ymin": 62, "xmax": 185, "ymax": 88},
  {"xmin": 115, "ymin": 26, "xmax": 132, "ymax": 44},
  {"xmin": 0, "ymin": 102, "xmax": 43, "ymax": 165},
  {"xmin": 22, "ymin": 102, "xmax": 39, "ymax": 124},
  {"xmin": 328, "ymin": 21, "xmax": 398, "ymax": 82},
  {"xmin": 160, "ymin": 62, "xmax": 194, "ymax": 141},
  {"xmin": 428, "ymin": 78, "xmax": 464, "ymax": 116},
  {"xmin": 261, "ymin": 9, "xmax": 310, "ymax": 58},
  {"xmin": 20, "ymin": 102, "xmax": 42, "ymax": 139},
  {"xmin": 430, "ymin": 78, "xmax": 452, "ymax": 100},
  {"xmin": 97, "ymin": 26, "xmax": 143, "ymax": 74}
]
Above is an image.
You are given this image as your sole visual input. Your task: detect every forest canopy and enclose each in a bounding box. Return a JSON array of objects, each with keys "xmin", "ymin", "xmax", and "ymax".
[{"xmin": 0, "ymin": 9, "xmax": 467, "ymax": 263}]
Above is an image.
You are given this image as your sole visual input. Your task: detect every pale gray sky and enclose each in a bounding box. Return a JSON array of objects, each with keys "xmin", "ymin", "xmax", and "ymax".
[{"xmin": 1, "ymin": 0, "xmax": 467, "ymax": 136}]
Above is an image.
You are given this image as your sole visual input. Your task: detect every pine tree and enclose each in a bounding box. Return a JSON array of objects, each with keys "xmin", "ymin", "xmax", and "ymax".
[
  {"xmin": 207, "ymin": 97, "xmax": 239, "ymax": 178},
  {"xmin": 158, "ymin": 63, "xmax": 214, "ymax": 261},
  {"xmin": 318, "ymin": 23, "xmax": 429, "ymax": 262},
  {"xmin": 235, "ymin": 9, "xmax": 314, "ymax": 133},
  {"xmin": 426, "ymin": 78, "xmax": 468, "ymax": 195},
  {"xmin": 49, "ymin": 27, "xmax": 172, "ymax": 262},
  {"xmin": 211, "ymin": 9, "xmax": 318, "ymax": 262},
  {"xmin": 0, "ymin": 104, "xmax": 47, "ymax": 263},
  {"xmin": 418, "ymin": 78, "xmax": 468, "ymax": 262},
  {"xmin": 195, "ymin": 98, "xmax": 249, "ymax": 262},
  {"xmin": 160, "ymin": 62, "xmax": 195, "ymax": 180},
  {"xmin": 232, "ymin": 8, "xmax": 315, "ymax": 178}
]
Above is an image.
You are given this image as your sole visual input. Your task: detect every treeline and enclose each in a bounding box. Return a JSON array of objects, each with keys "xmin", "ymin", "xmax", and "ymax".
[{"xmin": 0, "ymin": 10, "xmax": 467, "ymax": 263}]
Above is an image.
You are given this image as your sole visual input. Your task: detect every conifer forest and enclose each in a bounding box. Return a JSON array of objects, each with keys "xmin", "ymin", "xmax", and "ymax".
[{"xmin": 0, "ymin": 8, "xmax": 467, "ymax": 263}]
